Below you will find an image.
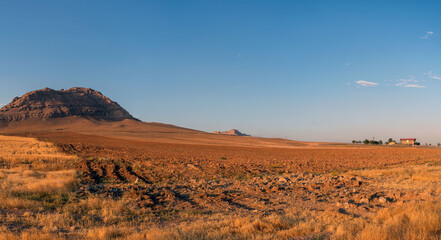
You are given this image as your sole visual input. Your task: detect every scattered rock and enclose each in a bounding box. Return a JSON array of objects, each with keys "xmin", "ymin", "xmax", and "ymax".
[
  {"xmin": 352, "ymin": 181, "xmax": 362, "ymax": 187},
  {"xmin": 187, "ymin": 164, "xmax": 201, "ymax": 170},
  {"xmin": 278, "ymin": 177, "xmax": 288, "ymax": 183},
  {"xmin": 338, "ymin": 208, "xmax": 348, "ymax": 214}
]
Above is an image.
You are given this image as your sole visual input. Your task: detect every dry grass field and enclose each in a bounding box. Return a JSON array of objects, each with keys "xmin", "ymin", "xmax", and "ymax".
[
  {"xmin": 0, "ymin": 135, "xmax": 77, "ymax": 170},
  {"xmin": 2, "ymin": 131, "xmax": 441, "ymax": 239}
]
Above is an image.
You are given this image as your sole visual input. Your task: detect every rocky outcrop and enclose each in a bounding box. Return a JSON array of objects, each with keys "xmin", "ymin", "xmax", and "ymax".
[
  {"xmin": 212, "ymin": 129, "xmax": 249, "ymax": 136},
  {"xmin": 0, "ymin": 87, "xmax": 135, "ymax": 121}
]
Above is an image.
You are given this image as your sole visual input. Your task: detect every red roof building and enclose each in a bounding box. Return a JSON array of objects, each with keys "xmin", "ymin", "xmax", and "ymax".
[{"xmin": 400, "ymin": 138, "xmax": 416, "ymax": 145}]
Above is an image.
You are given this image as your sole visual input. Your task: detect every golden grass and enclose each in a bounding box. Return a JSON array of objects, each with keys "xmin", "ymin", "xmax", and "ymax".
[
  {"xmin": 0, "ymin": 135, "xmax": 78, "ymax": 170},
  {"xmin": 131, "ymin": 201, "xmax": 441, "ymax": 240},
  {"xmin": 0, "ymin": 134, "xmax": 144, "ymax": 239},
  {"xmin": 346, "ymin": 164, "xmax": 441, "ymax": 194},
  {"xmin": 334, "ymin": 201, "xmax": 441, "ymax": 240},
  {"xmin": 136, "ymin": 208, "xmax": 349, "ymax": 240},
  {"xmin": 0, "ymin": 171, "xmax": 78, "ymax": 210}
]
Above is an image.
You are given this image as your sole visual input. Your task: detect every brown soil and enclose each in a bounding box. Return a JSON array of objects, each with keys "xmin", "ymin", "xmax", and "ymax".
[
  {"xmin": 3, "ymin": 118, "xmax": 441, "ymax": 239},
  {"xmin": 9, "ymin": 130, "xmax": 438, "ymax": 220}
]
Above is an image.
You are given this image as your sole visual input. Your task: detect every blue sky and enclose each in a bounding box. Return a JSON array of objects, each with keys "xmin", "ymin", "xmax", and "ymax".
[{"xmin": 1, "ymin": 1, "xmax": 441, "ymax": 143}]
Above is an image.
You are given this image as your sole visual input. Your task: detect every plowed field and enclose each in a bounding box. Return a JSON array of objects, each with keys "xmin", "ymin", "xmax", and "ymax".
[
  {"xmin": 3, "ymin": 130, "xmax": 441, "ymax": 239},
  {"xmin": 32, "ymin": 131, "xmax": 441, "ymax": 181}
]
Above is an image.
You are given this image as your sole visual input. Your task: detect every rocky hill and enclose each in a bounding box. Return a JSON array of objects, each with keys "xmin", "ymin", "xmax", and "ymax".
[
  {"xmin": 212, "ymin": 129, "xmax": 249, "ymax": 136},
  {"xmin": 0, "ymin": 87, "xmax": 135, "ymax": 121}
]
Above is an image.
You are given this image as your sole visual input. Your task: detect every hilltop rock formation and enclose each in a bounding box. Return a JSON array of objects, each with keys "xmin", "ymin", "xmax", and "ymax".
[
  {"xmin": 0, "ymin": 87, "xmax": 135, "ymax": 121},
  {"xmin": 212, "ymin": 129, "xmax": 249, "ymax": 136}
]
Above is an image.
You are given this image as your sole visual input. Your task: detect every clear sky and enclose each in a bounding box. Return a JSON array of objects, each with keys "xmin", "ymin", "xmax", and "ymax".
[{"xmin": 1, "ymin": 1, "xmax": 441, "ymax": 143}]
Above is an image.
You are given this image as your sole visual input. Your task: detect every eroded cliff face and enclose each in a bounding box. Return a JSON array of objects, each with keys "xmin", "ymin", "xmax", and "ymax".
[{"xmin": 0, "ymin": 87, "xmax": 135, "ymax": 121}]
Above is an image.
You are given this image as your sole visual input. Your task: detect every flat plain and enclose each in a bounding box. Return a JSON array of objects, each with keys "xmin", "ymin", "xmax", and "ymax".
[{"xmin": 2, "ymin": 120, "xmax": 441, "ymax": 239}]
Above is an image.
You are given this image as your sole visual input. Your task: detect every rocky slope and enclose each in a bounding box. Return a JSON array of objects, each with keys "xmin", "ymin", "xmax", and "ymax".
[
  {"xmin": 0, "ymin": 87, "xmax": 135, "ymax": 121},
  {"xmin": 212, "ymin": 129, "xmax": 249, "ymax": 136}
]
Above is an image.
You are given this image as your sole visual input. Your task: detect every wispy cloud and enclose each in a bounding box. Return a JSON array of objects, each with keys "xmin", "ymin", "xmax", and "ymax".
[
  {"xmin": 394, "ymin": 76, "xmax": 425, "ymax": 88},
  {"xmin": 404, "ymin": 84, "xmax": 425, "ymax": 88},
  {"xmin": 345, "ymin": 63, "xmax": 351, "ymax": 66},
  {"xmin": 421, "ymin": 31, "xmax": 434, "ymax": 39},
  {"xmin": 395, "ymin": 77, "xmax": 419, "ymax": 86},
  {"xmin": 427, "ymin": 71, "xmax": 441, "ymax": 80},
  {"xmin": 356, "ymin": 80, "xmax": 378, "ymax": 87},
  {"xmin": 355, "ymin": 73, "xmax": 431, "ymax": 89}
]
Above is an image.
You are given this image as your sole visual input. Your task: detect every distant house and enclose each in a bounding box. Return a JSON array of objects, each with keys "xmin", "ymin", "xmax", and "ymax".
[{"xmin": 400, "ymin": 138, "xmax": 416, "ymax": 145}]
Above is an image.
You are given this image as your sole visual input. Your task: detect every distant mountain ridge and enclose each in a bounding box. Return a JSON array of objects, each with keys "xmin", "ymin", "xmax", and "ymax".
[
  {"xmin": 212, "ymin": 129, "xmax": 249, "ymax": 136},
  {"xmin": 0, "ymin": 87, "xmax": 135, "ymax": 122}
]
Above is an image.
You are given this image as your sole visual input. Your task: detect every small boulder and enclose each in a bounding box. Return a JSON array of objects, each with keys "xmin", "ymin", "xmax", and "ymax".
[
  {"xmin": 278, "ymin": 177, "xmax": 288, "ymax": 183},
  {"xmin": 378, "ymin": 197, "xmax": 387, "ymax": 203}
]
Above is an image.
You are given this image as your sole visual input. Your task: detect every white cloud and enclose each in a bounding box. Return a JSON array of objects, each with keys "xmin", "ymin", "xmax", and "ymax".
[
  {"xmin": 356, "ymin": 80, "xmax": 378, "ymax": 87},
  {"xmin": 392, "ymin": 76, "xmax": 426, "ymax": 88},
  {"xmin": 345, "ymin": 63, "xmax": 351, "ymax": 66},
  {"xmin": 421, "ymin": 31, "xmax": 434, "ymax": 39},
  {"xmin": 394, "ymin": 76, "xmax": 422, "ymax": 87},
  {"xmin": 427, "ymin": 71, "xmax": 441, "ymax": 80},
  {"xmin": 403, "ymin": 84, "xmax": 425, "ymax": 88}
]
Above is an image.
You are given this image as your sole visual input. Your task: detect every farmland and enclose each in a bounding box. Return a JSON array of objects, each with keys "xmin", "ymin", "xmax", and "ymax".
[{"xmin": 2, "ymin": 131, "xmax": 441, "ymax": 239}]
